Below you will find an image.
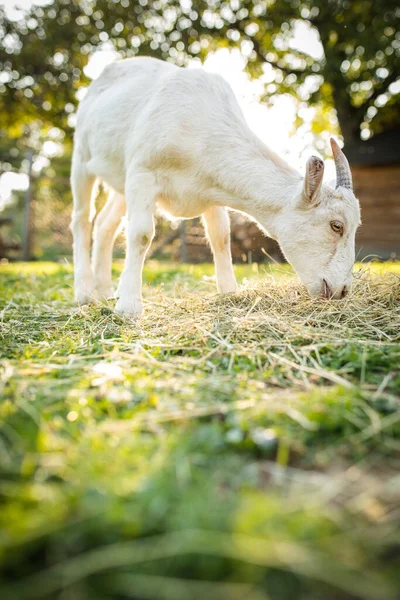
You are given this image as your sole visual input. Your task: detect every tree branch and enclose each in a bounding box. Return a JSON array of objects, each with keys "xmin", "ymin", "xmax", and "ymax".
[
  {"xmin": 250, "ymin": 35, "xmax": 312, "ymax": 76},
  {"xmin": 233, "ymin": 20, "xmax": 314, "ymax": 77},
  {"xmin": 360, "ymin": 70, "xmax": 399, "ymax": 110}
]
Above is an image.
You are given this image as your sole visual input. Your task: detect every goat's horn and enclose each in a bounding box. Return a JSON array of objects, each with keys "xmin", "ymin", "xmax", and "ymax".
[{"xmin": 330, "ymin": 137, "xmax": 353, "ymax": 190}]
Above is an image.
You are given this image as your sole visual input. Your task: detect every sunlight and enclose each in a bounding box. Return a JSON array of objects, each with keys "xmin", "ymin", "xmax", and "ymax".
[{"xmin": 0, "ymin": 172, "xmax": 28, "ymax": 209}]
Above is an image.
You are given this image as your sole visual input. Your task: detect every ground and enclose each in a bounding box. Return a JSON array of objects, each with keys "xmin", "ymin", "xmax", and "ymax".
[{"xmin": 0, "ymin": 260, "xmax": 399, "ymax": 600}]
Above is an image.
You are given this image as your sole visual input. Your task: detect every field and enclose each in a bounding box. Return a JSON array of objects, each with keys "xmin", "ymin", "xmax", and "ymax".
[{"xmin": 0, "ymin": 260, "xmax": 399, "ymax": 600}]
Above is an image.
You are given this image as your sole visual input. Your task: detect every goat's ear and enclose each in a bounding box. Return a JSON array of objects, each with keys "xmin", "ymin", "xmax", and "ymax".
[{"xmin": 303, "ymin": 156, "xmax": 324, "ymax": 203}]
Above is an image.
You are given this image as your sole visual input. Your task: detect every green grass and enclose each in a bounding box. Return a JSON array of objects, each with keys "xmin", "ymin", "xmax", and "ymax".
[{"xmin": 0, "ymin": 260, "xmax": 399, "ymax": 600}]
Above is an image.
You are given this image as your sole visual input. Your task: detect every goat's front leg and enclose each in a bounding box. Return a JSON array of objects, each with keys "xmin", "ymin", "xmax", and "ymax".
[
  {"xmin": 115, "ymin": 171, "xmax": 156, "ymax": 317},
  {"xmin": 202, "ymin": 206, "xmax": 238, "ymax": 293}
]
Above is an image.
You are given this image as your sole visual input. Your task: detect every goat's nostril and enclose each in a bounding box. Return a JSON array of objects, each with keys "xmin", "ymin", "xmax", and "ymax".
[
  {"xmin": 341, "ymin": 285, "xmax": 348, "ymax": 299},
  {"xmin": 322, "ymin": 279, "xmax": 333, "ymax": 299}
]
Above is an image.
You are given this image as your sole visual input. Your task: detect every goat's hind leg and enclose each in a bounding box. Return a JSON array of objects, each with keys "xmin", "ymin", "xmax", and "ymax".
[
  {"xmin": 202, "ymin": 206, "xmax": 238, "ymax": 293},
  {"xmin": 92, "ymin": 191, "xmax": 126, "ymax": 299},
  {"xmin": 70, "ymin": 157, "xmax": 98, "ymax": 304}
]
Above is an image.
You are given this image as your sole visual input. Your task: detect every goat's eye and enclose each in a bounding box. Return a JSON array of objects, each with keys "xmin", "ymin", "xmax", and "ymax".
[{"xmin": 330, "ymin": 220, "xmax": 344, "ymax": 235}]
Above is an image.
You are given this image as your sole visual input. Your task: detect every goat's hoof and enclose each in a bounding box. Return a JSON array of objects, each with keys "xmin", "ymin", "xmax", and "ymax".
[
  {"xmin": 115, "ymin": 297, "xmax": 144, "ymax": 318},
  {"xmin": 75, "ymin": 287, "xmax": 100, "ymax": 305},
  {"xmin": 96, "ymin": 285, "xmax": 115, "ymax": 301},
  {"xmin": 218, "ymin": 283, "xmax": 239, "ymax": 294}
]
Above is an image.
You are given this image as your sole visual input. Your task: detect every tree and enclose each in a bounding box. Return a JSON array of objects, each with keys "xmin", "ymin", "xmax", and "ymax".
[
  {"xmin": 214, "ymin": 0, "xmax": 400, "ymax": 143},
  {"xmin": 1, "ymin": 0, "xmax": 399, "ymax": 144}
]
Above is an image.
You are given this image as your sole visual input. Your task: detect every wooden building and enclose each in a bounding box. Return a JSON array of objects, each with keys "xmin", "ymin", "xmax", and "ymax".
[{"xmin": 346, "ymin": 128, "xmax": 400, "ymax": 259}]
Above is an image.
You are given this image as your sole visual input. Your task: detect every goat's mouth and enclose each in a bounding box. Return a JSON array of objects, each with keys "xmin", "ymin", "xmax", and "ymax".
[
  {"xmin": 321, "ymin": 279, "xmax": 348, "ymax": 300},
  {"xmin": 302, "ymin": 277, "xmax": 350, "ymax": 300}
]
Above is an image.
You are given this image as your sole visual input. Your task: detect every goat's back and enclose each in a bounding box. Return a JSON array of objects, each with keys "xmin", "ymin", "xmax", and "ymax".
[{"xmin": 73, "ymin": 57, "xmax": 253, "ymax": 196}]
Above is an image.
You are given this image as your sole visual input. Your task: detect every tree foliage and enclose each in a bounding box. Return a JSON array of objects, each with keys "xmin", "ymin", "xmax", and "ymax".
[{"xmin": 0, "ymin": 0, "xmax": 399, "ymax": 144}]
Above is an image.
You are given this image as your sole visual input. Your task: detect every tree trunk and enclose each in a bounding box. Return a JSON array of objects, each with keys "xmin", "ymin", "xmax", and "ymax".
[
  {"xmin": 316, "ymin": 21, "xmax": 362, "ymax": 146},
  {"xmin": 331, "ymin": 86, "xmax": 361, "ymax": 145},
  {"xmin": 22, "ymin": 148, "xmax": 34, "ymax": 261}
]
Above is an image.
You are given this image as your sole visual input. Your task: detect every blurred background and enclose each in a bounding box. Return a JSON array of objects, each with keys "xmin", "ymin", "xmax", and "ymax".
[{"xmin": 0, "ymin": 0, "xmax": 399, "ymax": 264}]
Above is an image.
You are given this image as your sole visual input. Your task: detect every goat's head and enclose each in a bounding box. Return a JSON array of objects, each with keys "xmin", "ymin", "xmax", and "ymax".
[{"xmin": 277, "ymin": 138, "xmax": 361, "ymax": 299}]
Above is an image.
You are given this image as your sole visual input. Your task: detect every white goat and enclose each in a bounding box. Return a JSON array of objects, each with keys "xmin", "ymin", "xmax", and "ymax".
[{"xmin": 71, "ymin": 56, "xmax": 361, "ymax": 316}]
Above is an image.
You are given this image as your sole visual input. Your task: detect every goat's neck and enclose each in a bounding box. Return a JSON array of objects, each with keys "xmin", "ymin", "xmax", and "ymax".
[{"xmin": 213, "ymin": 138, "xmax": 303, "ymax": 239}]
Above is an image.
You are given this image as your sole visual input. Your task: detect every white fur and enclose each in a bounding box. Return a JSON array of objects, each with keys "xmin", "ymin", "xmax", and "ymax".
[{"xmin": 71, "ymin": 57, "xmax": 361, "ymax": 316}]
